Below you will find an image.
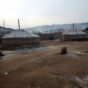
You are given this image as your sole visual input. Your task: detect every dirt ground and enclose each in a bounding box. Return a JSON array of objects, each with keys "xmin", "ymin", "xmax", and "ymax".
[{"xmin": 0, "ymin": 40, "xmax": 88, "ymax": 88}]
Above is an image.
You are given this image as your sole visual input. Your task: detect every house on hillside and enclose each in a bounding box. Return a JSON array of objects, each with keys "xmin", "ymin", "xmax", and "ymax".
[{"xmin": 1, "ymin": 30, "xmax": 40, "ymax": 50}]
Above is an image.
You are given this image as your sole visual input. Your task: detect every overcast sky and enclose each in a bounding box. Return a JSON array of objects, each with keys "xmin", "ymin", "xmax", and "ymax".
[{"xmin": 0, "ymin": 0, "xmax": 88, "ymax": 28}]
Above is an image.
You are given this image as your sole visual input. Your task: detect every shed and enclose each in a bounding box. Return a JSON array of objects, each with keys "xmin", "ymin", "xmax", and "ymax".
[{"xmin": 1, "ymin": 30, "xmax": 40, "ymax": 50}]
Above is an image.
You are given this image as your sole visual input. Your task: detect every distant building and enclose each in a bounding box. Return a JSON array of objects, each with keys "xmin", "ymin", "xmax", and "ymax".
[{"xmin": 1, "ymin": 30, "xmax": 40, "ymax": 50}]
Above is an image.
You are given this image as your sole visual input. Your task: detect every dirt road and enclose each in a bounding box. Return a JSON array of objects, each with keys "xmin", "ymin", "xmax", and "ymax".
[{"xmin": 0, "ymin": 41, "xmax": 88, "ymax": 88}]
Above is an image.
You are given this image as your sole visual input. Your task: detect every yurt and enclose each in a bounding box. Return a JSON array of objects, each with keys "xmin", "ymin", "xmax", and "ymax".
[
  {"xmin": 61, "ymin": 30, "xmax": 88, "ymax": 41},
  {"xmin": 37, "ymin": 28, "xmax": 64, "ymax": 41},
  {"xmin": 38, "ymin": 32, "xmax": 62, "ymax": 41},
  {"xmin": 1, "ymin": 30, "xmax": 40, "ymax": 50},
  {"xmin": 61, "ymin": 23, "xmax": 88, "ymax": 41}
]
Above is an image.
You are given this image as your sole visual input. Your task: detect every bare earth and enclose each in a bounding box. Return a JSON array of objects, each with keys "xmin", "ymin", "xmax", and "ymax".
[{"xmin": 0, "ymin": 40, "xmax": 88, "ymax": 88}]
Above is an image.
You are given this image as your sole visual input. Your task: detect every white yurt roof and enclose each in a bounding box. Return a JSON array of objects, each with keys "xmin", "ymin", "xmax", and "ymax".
[
  {"xmin": 3, "ymin": 30, "xmax": 39, "ymax": 38},
  {"xmin": 63, "ymin": 29, "xmax": 86, "ymax": 35}
]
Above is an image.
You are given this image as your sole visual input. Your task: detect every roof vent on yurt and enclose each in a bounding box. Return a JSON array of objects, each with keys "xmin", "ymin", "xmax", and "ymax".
[
  {"xmin": 73, "ymin": 23, "xmax": 75, "ymax": 30},
  {"xmin": 70, "ymin": 23, "xmax": 77, "ymax": 33},
  {"xmin": 18, "ymin": 19, "xmax": 21, "ymax": 30},
  {"xmin": 72, "ymin": 23, "xmax": 78, "ymax": 34}
]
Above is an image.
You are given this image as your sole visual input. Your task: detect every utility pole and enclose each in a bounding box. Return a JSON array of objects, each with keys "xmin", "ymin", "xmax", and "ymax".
[{"xmin": 18, "ymin": 19, "xmax": 20, "ymax": 30}]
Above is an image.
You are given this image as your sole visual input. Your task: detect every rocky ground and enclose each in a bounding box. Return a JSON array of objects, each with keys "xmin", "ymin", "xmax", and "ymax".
[{"xmin": 0, "ymin": 40, "xmax": 88, "ymax": 88}]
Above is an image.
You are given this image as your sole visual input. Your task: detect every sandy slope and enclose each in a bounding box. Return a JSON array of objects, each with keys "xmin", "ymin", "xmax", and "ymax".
[{"xmin": 0, "ymin": 41, "xmax": 88, "ymax": 88}]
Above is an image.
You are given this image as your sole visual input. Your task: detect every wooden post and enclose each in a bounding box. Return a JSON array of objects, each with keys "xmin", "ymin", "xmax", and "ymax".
[{"xmin": 61, "ymin": 46, "xmax": 67, "ymax": 55}]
